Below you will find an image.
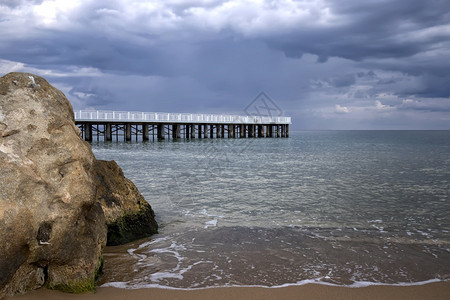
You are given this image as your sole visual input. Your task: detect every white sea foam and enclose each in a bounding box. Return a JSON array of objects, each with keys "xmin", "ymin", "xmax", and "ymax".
[
  {"xmin": 204, "ymin": 219, "xmax": 218, "ymax": 228},
  {"xmin": 150, "ymin": 241, "xmax": 186, "ymax": 258},
  {"xmin": 101, "ymin": 278, "xmax": 446, "ymax": 290},
  {"xmin": 369, "ymin": 219, "xmax": 383, "ymax": 224},
  {"xmin": 150, "ymin": 261, "xmax": 212, "ymax": 282},
  {"xmin": 416, "ymin": 229, "xmax": 432, "ymax": 238},
  {"xmin": 126, "ymin": 236, "xmax": 171, "ymax": 260},
  {"xmin": 199, "ymin": 209, "xmax": 224, "ymax": 219}
]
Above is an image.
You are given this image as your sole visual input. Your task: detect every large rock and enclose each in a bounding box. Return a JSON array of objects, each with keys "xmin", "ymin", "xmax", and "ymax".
[
  {"xmin": 94, "ymin": 160, "xmax": 158, "ymax": 246},
  {"xmin": 0, "ymin": 72, "xmax": 106, "ymax": 297},
  {"xmin": 0, "ymin": 72, "xmax": 157, "ymax": 298}
]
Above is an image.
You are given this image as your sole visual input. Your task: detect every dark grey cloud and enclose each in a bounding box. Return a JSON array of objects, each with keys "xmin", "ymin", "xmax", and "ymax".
[
  {"xmin": 328, "ymin": 74, "xmax": 356, "ymax": 88},
  {"xmin": 68, "ymin": 85, "xmax": 114, "ymax": 108},
  {"xmin": 0, "ymin": 0, "xmax": 449, "ymax": 129},
  {"xmin": 271, "ymin": 0, "xmax": 450, "ymax": 62},
  {"xmin": 411, "ymin": 75, "xmax": 450, "ymax": 99},
  {"xmin": 400, "ymin": 98, "xmax": 450, "ymax": 113}
]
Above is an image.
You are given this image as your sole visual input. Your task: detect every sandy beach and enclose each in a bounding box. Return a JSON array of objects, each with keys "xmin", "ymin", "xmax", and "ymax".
[{"xmin": 10, "ymin": 281, "xmax": 450, "ymax": 300}]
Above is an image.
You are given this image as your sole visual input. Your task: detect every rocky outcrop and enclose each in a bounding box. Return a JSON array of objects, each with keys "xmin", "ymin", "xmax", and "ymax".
[
  {"xmin": 0, "ymin": 72, "xmax": 106, "ymax": 297},
  {"xmin": 0, "ymin": 72, "xmax": 157, "ymax": 298},
  {"xmin": 94, "ymin": 160, "xmax": 157, "ymax": 246}
]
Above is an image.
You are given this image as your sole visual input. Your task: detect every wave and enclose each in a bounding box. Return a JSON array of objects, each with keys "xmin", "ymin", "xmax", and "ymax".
[{"xmin": 101, "ymin": 278, "xmax": 447, "ymax": 290}]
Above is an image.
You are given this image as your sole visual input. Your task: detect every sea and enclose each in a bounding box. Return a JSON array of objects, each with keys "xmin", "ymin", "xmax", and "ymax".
[{"xmin": 91, "ymin": 131, "xmax": 450, "ymax": 289}]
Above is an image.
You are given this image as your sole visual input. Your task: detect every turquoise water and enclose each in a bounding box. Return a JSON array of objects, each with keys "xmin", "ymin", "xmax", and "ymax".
[{"xmin": 92, "ymin": 131, "xmax": 450, "ymax": 288}]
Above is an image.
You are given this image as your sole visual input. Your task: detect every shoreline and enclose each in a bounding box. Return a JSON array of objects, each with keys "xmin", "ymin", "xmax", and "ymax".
[
  {"xmin": 11, "ymin": 281, "xmax": 450, "ymax": 300},
  {"xmin": 99, "ymin": 278, "xmax": 445, "ymax": 289}
]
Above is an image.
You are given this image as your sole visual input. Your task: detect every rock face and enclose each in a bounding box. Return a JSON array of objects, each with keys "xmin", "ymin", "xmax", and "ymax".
[
  {"xmin": 0, "ymin": 72, "xmax": 157, "ymax": 298},
  {"xmin": 94, "ymin": 160, "xmax": 158, "ymax": 246}
]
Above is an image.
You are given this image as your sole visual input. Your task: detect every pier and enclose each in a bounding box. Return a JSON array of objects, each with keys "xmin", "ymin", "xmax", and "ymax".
[{"xmin": 75, "ymin": 110, "xmax": 291, "ymax": 142}]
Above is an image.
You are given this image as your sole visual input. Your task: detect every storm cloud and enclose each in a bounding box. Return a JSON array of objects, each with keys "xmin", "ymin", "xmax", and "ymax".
[{"xmin": 1, "ymin": 0, "xmax": 449, "ymax": 129}]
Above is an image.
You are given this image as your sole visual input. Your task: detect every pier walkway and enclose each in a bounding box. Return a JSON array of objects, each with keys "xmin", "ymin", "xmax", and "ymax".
[{"xmin": 74, "ymin": 110, "xmax": 291, "ymax": 142}]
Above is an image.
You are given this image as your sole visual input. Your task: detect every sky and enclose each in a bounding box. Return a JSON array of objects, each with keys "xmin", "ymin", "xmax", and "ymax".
[{"xmin": 1, "ymin": 0, "xmax": 450, "ymax": 130}]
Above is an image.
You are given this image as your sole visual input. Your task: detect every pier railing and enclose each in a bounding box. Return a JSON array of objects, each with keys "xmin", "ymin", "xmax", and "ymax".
[{"xmin": 74, "ymin": 110, "xmax": 291, "ymax": 124}]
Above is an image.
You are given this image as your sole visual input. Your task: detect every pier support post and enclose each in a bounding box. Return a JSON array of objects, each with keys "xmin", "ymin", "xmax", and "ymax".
[
  {"xmin": 204, "ymin": 124, "xmax": 208, "ymax": 138},
  {"xmin": 176, "ymin": 124, "xmax": 181, "ymax": 139},
  {"xmin": 125, "ymin": 124, "xmax": 132, "ymax": 141},
  {"xmin": 198, "ymin": 124, "xmax": 202, "ymax": 139},
  {"xmin": 210, "ymin": 125, "xmax": 214, "ymax": 138},
  {"xmin": 79, "ymin": 124, "xmax": 85, "ymax": 139},
  {"xmin": 157, "ymin": 124, "xmax": 164, "ymax": 140},
  {"xmin": 216, "ymin": 124, "xmax": 222, "ymax": 138},
  {"xmin": 229, "ymin": 124, "xmax": 234, "ymax": 138},
  {"xmin": 85, "ymin": 123, "xmax": 92, "ymax": 142},
  {"xmin": 191, "ymin": 125, "xmax": 196, "ymax": 139},
  {"xmin": 248, "ymin": 125, "xmax": 254, "ymax": 138},
  {"xmin": 220, "ymin": 125, "xmax": 225, "ymax": 138},
  {"xmin": 240, "ymin": 124, "xmax": 245, "ymax": 138},
  {"xmin": 286, "ymin": 124, "xmax": 289, "ymax": 138},
  {"xmin": 143, "ymin": 124, "xmax": 149, "ymax": 141},
  {"xmin": 105, "ymin": 123, "xmax": 112, "ymax": 141},
  {"xmin": 172, "ymin": 124, "xmax": 180, "ymax": 139},
  {"xmin": 267, "ymin": 125, "xmax": 272, "ymax": 138},
  {"xmin": 276, "ymin": 125, "xmax": 281, "ymax": 138},
  {"xmin": 257, "ymin": 125, "xmax": 263, "ymax": 138}
]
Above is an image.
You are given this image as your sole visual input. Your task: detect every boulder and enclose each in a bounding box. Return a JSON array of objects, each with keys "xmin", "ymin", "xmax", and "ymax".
[
  {"xmin": 0, "ymin": 72, "xmax": 157, "ymax": 298},
  {"xmin": 93, "ymin": 160, "xmax": 158, "ymax": 246},
  {"xmin": 0, "ymin": 72, "xmax": 106, "ymax": 297}
]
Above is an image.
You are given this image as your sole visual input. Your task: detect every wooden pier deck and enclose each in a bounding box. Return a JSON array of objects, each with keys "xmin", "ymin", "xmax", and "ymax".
[{"xmin": 74, "ymin": 111, "xmax": 291, "ymax": 142}]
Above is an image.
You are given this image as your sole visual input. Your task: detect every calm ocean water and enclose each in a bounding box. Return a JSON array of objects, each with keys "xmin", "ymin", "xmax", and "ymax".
[{"xmin": 92, "ymin": 131, "xmax": 450, "ymax": 289}]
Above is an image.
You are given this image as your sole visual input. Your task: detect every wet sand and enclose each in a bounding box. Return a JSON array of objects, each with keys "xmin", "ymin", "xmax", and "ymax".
[{"xmin": 11, "ymin": 281, "xmax": 450, "ymax": 300}]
